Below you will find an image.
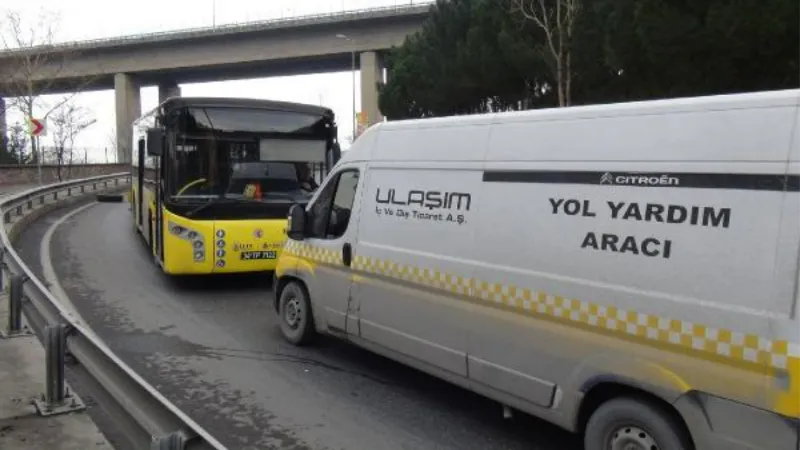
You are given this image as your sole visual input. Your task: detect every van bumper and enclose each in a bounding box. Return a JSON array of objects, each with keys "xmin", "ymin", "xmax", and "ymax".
[{"xmin": 674, "ymin": 392, "xmax": 798, "ymax": 450}]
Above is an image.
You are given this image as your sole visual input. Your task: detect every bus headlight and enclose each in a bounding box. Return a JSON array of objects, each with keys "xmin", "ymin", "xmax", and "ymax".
[
  {"xmin": 193, "ymin": 240, "xmax": 203, "ymax": 249},
  {"xmin": 216, "ymin": 229, "xmax": 226, "ymax": 238},
  {"xmin": 216, "ymin": 259, "xmax": 225, "ymax": 267},
  {"xmin": 216, "ymin": 239, "xmax": 225, "ymax": 248},
  {"xmin": 216, "ymin": 249, "xmax": 225, "ymax": 258},
  {"xmin": 194, "ymin": 250, "xmax": 204, "ymax": 261}
]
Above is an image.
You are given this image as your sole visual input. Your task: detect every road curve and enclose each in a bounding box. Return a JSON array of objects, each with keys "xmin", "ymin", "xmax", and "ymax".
[{"xmin": 17, "ymin": 201, "xmax": 579, "ymax": 450}]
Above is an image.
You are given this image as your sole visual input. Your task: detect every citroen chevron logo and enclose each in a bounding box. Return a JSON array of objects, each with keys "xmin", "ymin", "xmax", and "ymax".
[{"xmin": 600, "ymin": 172, "xmax": 614, "ymax": 184}]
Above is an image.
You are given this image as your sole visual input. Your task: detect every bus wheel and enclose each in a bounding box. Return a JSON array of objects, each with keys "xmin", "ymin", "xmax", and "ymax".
[
  {"xmin": 278, "ymin": 281, "xmax": 316, "ymax": 346},
  {"xmin": 584, "ymin": 397, "xmax": 691, "ymax": 450}
]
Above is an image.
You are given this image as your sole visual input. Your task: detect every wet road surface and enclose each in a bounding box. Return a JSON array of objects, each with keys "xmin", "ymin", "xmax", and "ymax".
[{"xmin": 16, "ymin": 201, "xmax": 579, "ymax": 450}]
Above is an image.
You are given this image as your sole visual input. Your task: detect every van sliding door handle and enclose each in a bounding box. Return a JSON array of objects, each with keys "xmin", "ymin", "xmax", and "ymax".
[{"xmin": 342, "ymin": 243, "xmax": 352, "ymax": 267}]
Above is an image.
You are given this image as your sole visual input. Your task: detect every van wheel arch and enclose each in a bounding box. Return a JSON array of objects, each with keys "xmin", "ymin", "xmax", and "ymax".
[
  {"xmin": 577, "ymin": 382, "xmax": 695, "ymax": 450},
  {"xmin": 274, "ymin": 276, "xmax": 311, "ymax": 313},
  {"xmin": 274, "ymin": 276, "xmax": 297, "ymax": 313},
  {"xmin": 276, "ymin": 279, "xmax": 317, "ymax": 345}
]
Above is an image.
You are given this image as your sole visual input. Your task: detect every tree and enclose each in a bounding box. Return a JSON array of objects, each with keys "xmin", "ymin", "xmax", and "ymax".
[
  {"xmin": 0, "ymin": 10, "xmax": 93, "ymax": 178},
  {"xmin": 48, "ymin": 101, "xmax": 96, "ymax": 180},
  {"xmin": 511, "ymin": 0, "xmax": 581, "ymax": 106},
  {"xmin": 379, "ymin": 0, "xmax": 556, "ymax": 120},
  {"xmin": 4, "ymin": 122, "xmax": 32, "ymax": 164},
  {"xmin": 104, "ymin": 129, "xmax": 118, "ymax": 163},
  {"xmin": 589, "ymin": 0, "xmax": 799, "ymax": 101},
  {"xmin": 380, "ymin": 0, "xmax": 799, "ymax": 120}
]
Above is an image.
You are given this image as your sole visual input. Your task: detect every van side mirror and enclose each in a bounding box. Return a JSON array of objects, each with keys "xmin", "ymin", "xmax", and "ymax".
[
  {"xmin": 287, "ymin": 204, "xmax": 307, "ymax": 240},
  {"xmin": 146, "ymin": 128, "xmax": 164, "ymax": 156}
]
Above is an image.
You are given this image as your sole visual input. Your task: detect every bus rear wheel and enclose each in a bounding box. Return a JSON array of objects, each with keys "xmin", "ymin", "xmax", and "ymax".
[
  {"xmin": 584, "ymin": 397, "xmax": 691, "ymax": 450},
  {"xmin": 278, "ymin": 281, "xmax": 316, "ymax": 346}
]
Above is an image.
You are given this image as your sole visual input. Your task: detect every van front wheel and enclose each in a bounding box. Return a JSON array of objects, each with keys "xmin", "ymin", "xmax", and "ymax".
[
  {"xmin": 278, "ymin": 281, "xmax": 316, "ymax": 346},
  {"xmin": 584, "ymin": 397, "xmax": 691, "ymax": 450}
]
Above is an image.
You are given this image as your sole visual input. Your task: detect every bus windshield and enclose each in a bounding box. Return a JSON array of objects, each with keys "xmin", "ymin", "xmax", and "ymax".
[{"xmin": 167, "ymin": 106, "xmax": 332, "ymax": 203}]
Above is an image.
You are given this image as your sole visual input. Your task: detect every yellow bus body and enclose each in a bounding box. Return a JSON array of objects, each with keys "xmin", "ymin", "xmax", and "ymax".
[{"xmin": 132, "ymin": 183, "xmax": 287, "ymax": 275}]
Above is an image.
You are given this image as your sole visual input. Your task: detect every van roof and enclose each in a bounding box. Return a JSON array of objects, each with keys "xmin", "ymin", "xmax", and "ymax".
[
  {"xmin": 379, "ymin": 89, "xmax": 799, "ymax": 131},
  {"xmin": 345, "ymin": 89, "xmax": 800, "ymax": 164}
]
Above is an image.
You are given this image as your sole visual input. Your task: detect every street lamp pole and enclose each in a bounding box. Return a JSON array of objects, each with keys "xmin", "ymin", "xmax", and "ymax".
[
  {"xmin": 350, "ymin": 49, "xmax": 356, "ymax": 138},
  {"xmin": 337, "ymin": 34, "xmax": 357, "ymax": 141}
]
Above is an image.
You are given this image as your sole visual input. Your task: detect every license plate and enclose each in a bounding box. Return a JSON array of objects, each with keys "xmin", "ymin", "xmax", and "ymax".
[{"xmin": 240, "ymin": 251, "xmax": 277, "ymax": 260}]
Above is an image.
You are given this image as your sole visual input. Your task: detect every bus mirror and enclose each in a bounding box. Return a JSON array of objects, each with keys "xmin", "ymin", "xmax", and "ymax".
[
  {"xmin": 146, "ymin": 128, "xmax": 164, "ymax": 156},
  {"xmin": 287, "ymin": 204, "xmax": 307, "ymax": 240}
]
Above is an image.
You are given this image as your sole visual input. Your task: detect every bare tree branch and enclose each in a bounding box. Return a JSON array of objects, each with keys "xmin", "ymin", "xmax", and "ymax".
[
  {"xmin": 105, "ymin": 129, "xmax": 118, "ymax": 163},
  {"xmin": 511, "ymin": 0, "xmax": 580, "ymax": 106},
  {"xmin": 0, "ymin": 9, "xmax": 98, "ymax": 171},
  {"xmin": 49, "ymin": 99, "xmax": 96, "ymax": 180}
]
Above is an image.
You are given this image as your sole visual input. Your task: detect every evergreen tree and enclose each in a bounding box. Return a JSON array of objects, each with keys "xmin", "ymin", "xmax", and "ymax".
[{"xmin": 379, "ymin": 0, "xmax": 799, "ymax": 119}]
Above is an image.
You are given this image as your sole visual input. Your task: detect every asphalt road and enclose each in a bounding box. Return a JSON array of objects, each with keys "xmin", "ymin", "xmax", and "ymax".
[{"xmin": 16, "ymin": 201, "xmax": 580, "ymax": 450}]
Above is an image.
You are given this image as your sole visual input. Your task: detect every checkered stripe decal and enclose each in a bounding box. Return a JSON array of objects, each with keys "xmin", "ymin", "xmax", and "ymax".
[
  {"xmin": 285, "ymin": 242, "xmax": 799, "ymax": 371},
  {"xmin": 284, "ymin": 240, "xmax": 341, "ymax": 265},
  {"xmin": 353, "ymin": 255, "xmax": 473, "ymax": 295}
]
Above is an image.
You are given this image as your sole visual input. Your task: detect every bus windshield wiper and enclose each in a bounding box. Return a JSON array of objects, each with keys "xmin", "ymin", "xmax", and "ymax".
[
  {"xmin": 184, "ymin": 196, "xmax": 265, "ymax": 217},
  {"xmin": 185, "ymin": 196, "xmax": 236, "ymax": 217}
]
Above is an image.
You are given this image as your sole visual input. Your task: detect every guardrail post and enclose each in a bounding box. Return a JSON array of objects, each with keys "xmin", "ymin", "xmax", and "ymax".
[
  {"xmin": 0, "ymin": 249, "xmax": 4, "ymax": 292},
  {"xmin": 34, "ymin": 323, "xmax": 85, "ymax": 416},
  {"xmin": 67, "ymin": 187, "xmax": 71, "ymax": 196},
  {"xmin": 1, "ymin": 274, "xmax": 31, "ymax": 339},
  {"xmin": 151, "ymin": 430, "xmax": 189, "ymax": 450},
  {"xmin": 8, "ymin": 275, "xmax": 23, "ymax": 332},
  {"xmin": 46, "ymin": 323, "xmax": 66, "ymax": 404}
]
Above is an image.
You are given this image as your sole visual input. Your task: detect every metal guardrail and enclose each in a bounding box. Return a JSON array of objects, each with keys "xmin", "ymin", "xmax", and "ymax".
[
  {"xmin": 0, "ymin": 174, "xmax": 228, "ymax": 450},
  {"xmin": 0, "ymin": 3, "xmax": 433, "ymax": 55}
]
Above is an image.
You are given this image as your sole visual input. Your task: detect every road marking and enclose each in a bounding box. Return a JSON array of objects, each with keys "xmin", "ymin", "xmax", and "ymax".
[{"xmin": 41, "ymin": 202, "xmax": 98, "ymax": 323}]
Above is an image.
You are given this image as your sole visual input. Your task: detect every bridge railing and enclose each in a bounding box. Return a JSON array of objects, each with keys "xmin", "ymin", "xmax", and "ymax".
[
  {"xmin": 0, "ymin": 2, "xmax": 433, "ymax": 55},
  {"xmin": 0, "ymin": 174, "xmax": 228, "ymax": 450}
]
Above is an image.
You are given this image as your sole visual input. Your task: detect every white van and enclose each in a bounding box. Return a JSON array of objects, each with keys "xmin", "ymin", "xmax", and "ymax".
[{"xmin": 272, "ymin": 89, "xmax": 800, "ymax": 450}]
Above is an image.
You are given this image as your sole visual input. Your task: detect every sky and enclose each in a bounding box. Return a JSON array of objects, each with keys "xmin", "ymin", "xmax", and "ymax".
[{"xmin": 2, "ymin": 0, "xmax": 431, "ymax": 162}]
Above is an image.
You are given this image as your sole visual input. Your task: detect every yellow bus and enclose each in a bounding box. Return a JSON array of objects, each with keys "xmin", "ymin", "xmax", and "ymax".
[{"xmin": 130, "ymin": 97, "xmax": 341, "ymax": 275}]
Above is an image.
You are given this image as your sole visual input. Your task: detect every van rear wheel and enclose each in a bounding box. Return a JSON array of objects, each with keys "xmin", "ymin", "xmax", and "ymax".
[
  {"xmin": 584, "ymin": 397, "xmax": 691, "ymax": 450},
  {"xmin": 278, "ymin": 281, "xmax": 316, "ymax": 346}
]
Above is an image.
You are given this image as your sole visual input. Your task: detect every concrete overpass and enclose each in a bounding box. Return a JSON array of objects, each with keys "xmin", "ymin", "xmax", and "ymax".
[{"xmin": 0, "ymin": 4, "xmax": 431, "ymax": 162}]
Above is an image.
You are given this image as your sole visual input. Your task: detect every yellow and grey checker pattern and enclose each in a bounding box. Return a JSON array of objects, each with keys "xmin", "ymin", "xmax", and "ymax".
[
  {"xmin": 284, "ymin": 240, "xmax": 342, "ymax": 265},
  {"xmin": 352, "ymin": 255, "xmax": 473, "ymax": 295},
  {"xmin": 284, "ymin": 242, "xmax": 800, "ymax": 373}
]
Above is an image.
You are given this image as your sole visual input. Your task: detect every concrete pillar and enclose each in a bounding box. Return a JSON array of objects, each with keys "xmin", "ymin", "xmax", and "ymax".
[
  {"xmin": 158, "ymin": 81, "xmax": 181, "ymax": 104},
  {"xmin": 114, "ymin": 73, "xmax": 141, "ymax": 164},
  {"xmin": 0, "ymin": 98, "xmax": 6, "ymax": 153},
  {"xmin": 359, "ymin": 51, "xmax": 384, "ymax": 127}
]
